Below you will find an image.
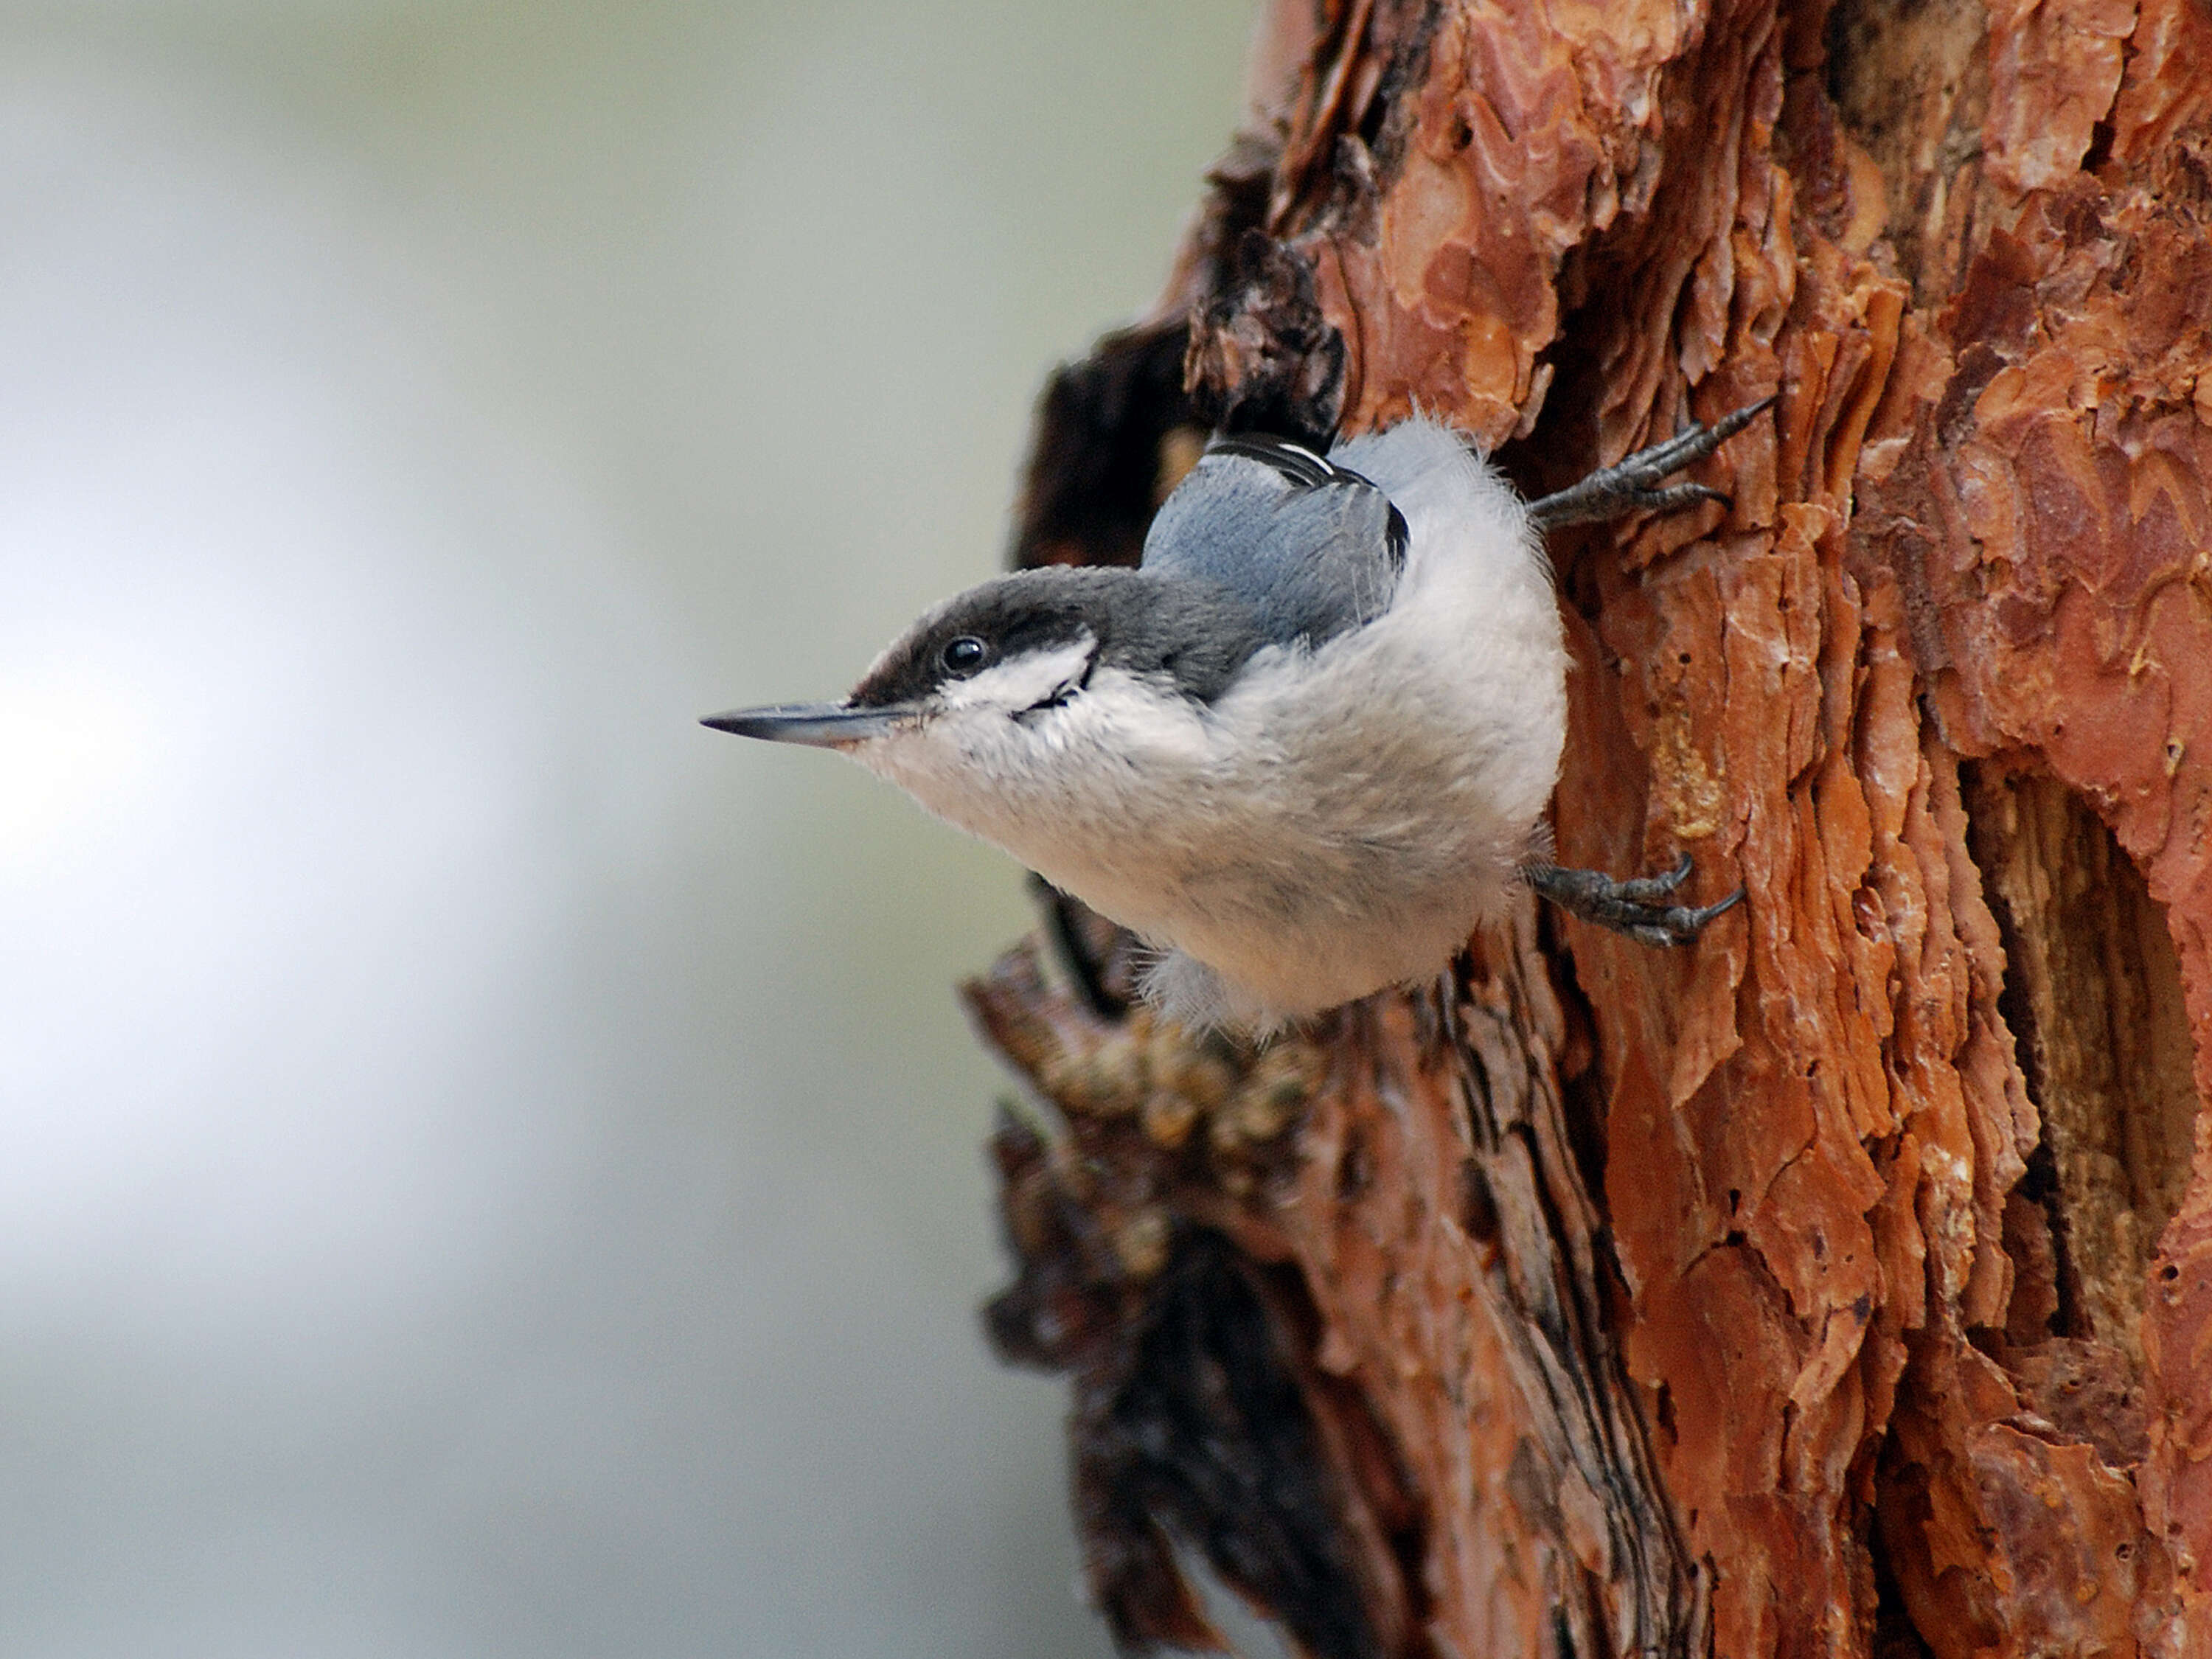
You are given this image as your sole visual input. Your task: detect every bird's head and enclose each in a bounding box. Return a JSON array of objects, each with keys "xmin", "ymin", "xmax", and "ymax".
[
  {"xmin": 703, "ymin": 565, "xmax": 1265, "ymax": 838},
  {"xmin": 705, "ymin": 567, "xmax": 1124, "ymax": 750}
]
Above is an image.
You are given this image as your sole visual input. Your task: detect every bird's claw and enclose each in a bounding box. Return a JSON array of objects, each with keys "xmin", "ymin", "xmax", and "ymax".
[
  {"xmin": 1526, "ymin": 394, "xmax": 1775, "ymax": 530},
  {"xmin": 1525, "ymin": 856, "xmax": 1743, "ymax": 946}
]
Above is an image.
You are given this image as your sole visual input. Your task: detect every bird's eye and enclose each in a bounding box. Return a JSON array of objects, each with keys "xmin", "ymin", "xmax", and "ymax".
[{"xmin": 941, "ymin": 636, "xmax": 988, "ymax": 677}]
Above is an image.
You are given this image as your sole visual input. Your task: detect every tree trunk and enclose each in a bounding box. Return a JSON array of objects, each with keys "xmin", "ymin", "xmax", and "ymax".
[{"xmin": 969, "ymin": 2, "xmax": 2212, "ymax": 1655}]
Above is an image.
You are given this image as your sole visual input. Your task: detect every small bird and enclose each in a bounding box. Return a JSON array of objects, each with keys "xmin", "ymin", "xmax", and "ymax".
[{"xmin": 706, "ymin": 402, "xmax": 1767, "ymax": 1032}]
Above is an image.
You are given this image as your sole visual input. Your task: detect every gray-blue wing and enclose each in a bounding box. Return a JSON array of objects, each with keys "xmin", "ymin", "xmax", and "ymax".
[{"xmin": 1139, "ymin": 435, "xmax": 1408, "ymax": 649}]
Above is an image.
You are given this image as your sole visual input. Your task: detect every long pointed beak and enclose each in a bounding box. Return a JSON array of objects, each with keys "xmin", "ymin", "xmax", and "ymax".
[{"xmin": 700, "ymin": 701, "xmax": 911, "ymax": 748}]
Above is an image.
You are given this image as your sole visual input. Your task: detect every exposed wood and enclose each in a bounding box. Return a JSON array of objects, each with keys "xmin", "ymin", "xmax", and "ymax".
[{"xmin": 978, "ymin": 1, "xmax": 2212, "ymax": 1653}]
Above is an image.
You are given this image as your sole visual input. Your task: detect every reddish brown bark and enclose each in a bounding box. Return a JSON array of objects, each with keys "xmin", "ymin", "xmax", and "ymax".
[{"xmin": 975, "ymin": 1, "xmax": 2212, "ymax": 1655}]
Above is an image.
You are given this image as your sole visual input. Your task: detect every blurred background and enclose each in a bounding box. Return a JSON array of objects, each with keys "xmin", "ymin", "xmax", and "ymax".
[{"xmin": 0, "ymin": 3, "xmax": 1256, "ymax": 1654}]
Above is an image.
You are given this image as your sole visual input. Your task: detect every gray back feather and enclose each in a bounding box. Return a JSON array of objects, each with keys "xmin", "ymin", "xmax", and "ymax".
[{"xmin": 1139, "ymin": 438, "xmax": 1405, "ymax": 650}]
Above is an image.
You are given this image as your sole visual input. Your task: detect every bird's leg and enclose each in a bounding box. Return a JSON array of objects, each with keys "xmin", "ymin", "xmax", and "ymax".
[
  {"xmin": 1526, "ymin": 396, "xmax": 1775, "ymax": 530},
  {"xmin": 1524, "ymin": 855, "xmax": 1744, "ymax": 947},
  {"xmin": 1517, "ymin": 400, "xmax": 1768, "ymax": 945}
]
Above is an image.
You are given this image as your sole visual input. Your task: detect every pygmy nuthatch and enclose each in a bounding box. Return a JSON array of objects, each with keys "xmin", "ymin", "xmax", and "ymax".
[{"xmin": 707, "ymin": 403, "xmax": 1768, "ymax": 1032}]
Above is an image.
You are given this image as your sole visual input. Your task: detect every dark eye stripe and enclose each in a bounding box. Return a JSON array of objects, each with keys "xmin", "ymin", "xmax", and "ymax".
[{"xmin": 941, "ymin": 635, "xmax": 988, "ymax": 676}]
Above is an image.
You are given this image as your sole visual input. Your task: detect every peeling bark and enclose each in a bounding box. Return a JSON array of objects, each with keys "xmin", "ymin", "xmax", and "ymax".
[{"xmin": 974, "ymin": 1, "xmax": 2212, "ymax": 1653}]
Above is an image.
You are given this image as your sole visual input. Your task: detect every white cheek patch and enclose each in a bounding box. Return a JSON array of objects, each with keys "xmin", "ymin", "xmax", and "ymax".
[
  {"xmin": 849, "ymin": 636, "xmax": 1115, "ymax": 841},
  {"xmin": 939, "ymin": 636, "xmax": 1096, "ymax": 716}
]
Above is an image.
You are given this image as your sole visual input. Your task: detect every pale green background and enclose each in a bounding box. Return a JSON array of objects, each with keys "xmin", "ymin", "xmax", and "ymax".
[{"xmin": 0, "ymin": 4, "xmax": 1258, "ymax": 1655}]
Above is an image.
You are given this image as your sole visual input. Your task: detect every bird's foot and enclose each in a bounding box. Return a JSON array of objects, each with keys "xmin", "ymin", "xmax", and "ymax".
[
  {"xmin": 1526, "ymin": 396, "xmax": 1775, "ymax": 530},
  {"xmin": 1524, "ymin": 855, "xmax": 1743, "ymax": 947}
]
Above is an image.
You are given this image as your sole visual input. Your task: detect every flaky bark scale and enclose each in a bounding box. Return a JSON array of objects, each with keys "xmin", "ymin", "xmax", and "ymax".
[{"xmin": 975, "ymin": 1, "xmax": 2212, "ymax": 1654}]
